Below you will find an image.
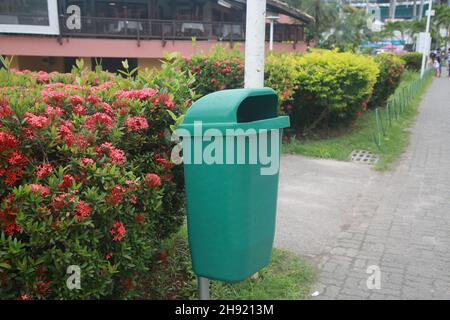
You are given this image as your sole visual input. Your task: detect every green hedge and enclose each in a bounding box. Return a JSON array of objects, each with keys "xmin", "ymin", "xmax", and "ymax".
[
  {"xmin": 182, "ymin": 47, "xmax": 408, "ymax": 133},
  {"xmin": 265, "ymin": 52, "xmax": 302, "ymax": 109},
  {"xmin": 287, "ymin": 50, "xmax": 379, "ymax": 131},
  {"xmin": 369, "ymin": 53, "xmax": 405, "ymax": 109},
  {"xmin": 400, "ymin": 52, "xmax": 423, "ymax": 71}
]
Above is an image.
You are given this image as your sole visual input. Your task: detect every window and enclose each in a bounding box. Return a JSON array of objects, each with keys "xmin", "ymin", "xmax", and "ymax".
[
  {"xmin": 95, "ymin": 2, "xmax": 148, "ymax": 19},
  {"xmin": 0, "ymin": 0, "xmax": 49, "ymax": 26},
  {"xmin": 0, "ymin": 0, "xmax": 59, "ymax": 35}
]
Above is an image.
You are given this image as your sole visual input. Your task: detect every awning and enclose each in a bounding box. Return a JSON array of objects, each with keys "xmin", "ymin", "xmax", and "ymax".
[{"xmin": 229, "ymin": 0, "xmax": 315, "ymax": 24}]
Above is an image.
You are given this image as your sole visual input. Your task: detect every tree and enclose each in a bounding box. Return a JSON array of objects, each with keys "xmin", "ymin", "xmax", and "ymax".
[
  {"xmin": 435, "ymin": 5, "xmax": 450, "ymax": 50},
  {"xmin": 382, "ymin": 20, "xmax": 410, "ymax": 42},
  {"xmin": 379, "ymin": 16, "xmax": 443, "ymax": 50},
  {"xmin": 284, "ymin": 0, "xmax": 339, "ymax": 44},
  {"xmin": 321, "ymin": 5, "xmax": 374, "ymax": 51}
]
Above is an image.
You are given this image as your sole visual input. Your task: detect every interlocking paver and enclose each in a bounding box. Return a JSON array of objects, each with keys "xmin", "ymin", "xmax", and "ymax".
[{"xmin": 276, "ymin": 77, "xmax": 450, "ymax": 299}]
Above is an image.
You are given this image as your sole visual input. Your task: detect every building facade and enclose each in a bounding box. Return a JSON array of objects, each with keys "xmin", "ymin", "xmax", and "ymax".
[
  {"xmin": 348, "ymin": 0, "xmax": 434, "ymax": 22},
  {"xmin": 0, "ymin": 0, "xmax": 313, "ymax": 72}
]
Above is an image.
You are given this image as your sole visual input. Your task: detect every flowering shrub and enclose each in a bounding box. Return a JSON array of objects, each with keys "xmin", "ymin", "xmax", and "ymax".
[
  {"xmin": 181, "ymin": 45, "xmax": 244, "ymax": 97},
  {"xmin": 265, "ymin": 52, "xmax": 302, "ymax": 114},
  {"xmin": 0, "ymin": 57, "xmax": 193, "ymax": 299},
  {"xmin": 368, "ymin": 53, "xmax": 405, "ymax": 109}
]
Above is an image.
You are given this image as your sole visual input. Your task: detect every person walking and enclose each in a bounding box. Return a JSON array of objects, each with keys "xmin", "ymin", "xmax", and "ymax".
[
  {"xmin": 434, "ymin": 57, "xmax": 441, "ymax": 77},
  {"xmin": 447, "ymin": 51, "xmax": 450, "ymax": 77}
]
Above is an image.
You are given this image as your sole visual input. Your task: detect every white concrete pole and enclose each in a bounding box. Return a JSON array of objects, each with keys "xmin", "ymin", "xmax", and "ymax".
[
  {"xmin": 245, "ymin": 0, "xmax": 267, "ymax": 88},
  {"xmin": 421, "ymin": 0, "xmax": 433, "ymax": 77},
  {"xmin": 425, "ymin": 0, "xmax": 432, "ymax": 33},
  {"xmin": 269, "ymin": 19, "xmax": 274, "ymax": 51},
  {"xmin": 198, "ymin": 277, "xmax": 210, "ymax": 300}
]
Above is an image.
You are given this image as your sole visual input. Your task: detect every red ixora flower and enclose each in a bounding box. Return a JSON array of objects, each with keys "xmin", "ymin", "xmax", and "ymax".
[
  {"xmin": 145, "ymin": 173, "xmax": 161, "ymax": 189},
  {"xmin": 18, "ymin": 293, "xmax": 32, "ymax": 300},
  {"xmin": 87, "ymin": 95, "xmax": 103, "ymax": 105},
  {"xmin": 103, "ymin": 103, "xmax": 114, "ymax": 115},
  {"xmin": 58, "ymin": 120, "xmax": 75, "ymax": 146},
  {"xmin": 7, "ymin": 151, "xmax": 27, "ymax": 166},
  {"xmin": 70, "ymin": 95, "xmax": 83, "ymax": 106},
  {"xmin": 116, "ymin": 88, "xmax": 157, "ymax": 100},
  {"xmin": 4, "ymin": 221, "xmax": 22, "ymax": 236},
  {"xmin": 97, "ymin": 142, "xmax": 126, "ymax": 165},
  {"xmin": 0, "ymin": 131, "xmax": 19, "ymax": 152},
  {"xmin": 0, "ymin": 208, "xmax": 22, "ymax": 236},
  {"xmin": 111, "ymin": 221, "xmax": 126, "ymax": 241},
  {"xmin": 153, "ymin": 94, "xmax": 175, "ymax": 109},
  {"xmin": 80, "ymin": 158, "xmax": 94, "ymax": 166},
  {"xmin": 91, "ymin": 81, "xmax": 112, "ymax": 93},
  {"xmin": 36, "ymin": 278, "xmax": 52, "ymax": 295},
  {"xmin": 73, "ymin": 104, "xmax": 87, "ymax": 116},
  {"xmin": 0, "ymin": 98, "xmax": 12, "ymax": 118},
  {"xmin": 36, "ymin": 164, "xmax": 53, "ymax": 179},
  {"xmin": 21, "ymin": 128, "xmax": 35, "ymax": 140},
  {"xmin": 45, "ymin": 106, "xmax": 65, "ymax": 119},
  {"xmin": 135, "ymin": 213, "xmax": 145, "ymax": 223},
  {"xmin": 29, "ymin": 184, "xmax": 50, "ymax": 197},
  {"xmin": 125, "ymin": 116, "xmax": 149, "ymax": 132},
  {"xmin": 41, "ymin": 89, "xmax": 66, "ymax": 104},
  {"xmin": 52, "ymin": 194, "xmax": 67, "ymax": 209},
  {"xmin": 106, "ymin": 185, "xmax": 125, "ymax": 205},
  {"xmin": 23, "ymin": 112, "xmax": 50, "ymax": 129},
  {"xmin": 3, "ymin": 168, "xmax": 23, "ymax": 186},
  {"xmin": 74, "ymin": 200, "xmax": 92, "ymax": 221},
  {"xmin": 36, "ymin": 71, "xmax": 49, "ymax": 83},
  {"xmin": 154, "ymin": 153, "xmax": 173, "ymax": 170},
  {"xmin": 58, "ymin": 174, "xmax": 75, "ymax": 190},
  {"xmin": 85, "ymin": 113, "xmax": 113, "ymax": 131}
]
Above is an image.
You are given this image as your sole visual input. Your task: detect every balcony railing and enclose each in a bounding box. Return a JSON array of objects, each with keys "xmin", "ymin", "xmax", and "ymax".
[{"xmin": 59, "ymin": 15, "xmax": 304, "ymax": 43}]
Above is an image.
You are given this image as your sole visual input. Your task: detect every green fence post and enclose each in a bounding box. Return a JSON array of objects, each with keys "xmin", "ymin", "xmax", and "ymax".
[
  {"xmin": 386, "ymin": 101, "xmax": 391, "ymax": 127},
  {"xmin": 375, "ymin": 108, "xmax": 383, "ymax": 146}
]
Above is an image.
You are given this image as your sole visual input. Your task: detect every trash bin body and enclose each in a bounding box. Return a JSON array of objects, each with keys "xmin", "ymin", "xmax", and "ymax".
[{"xmin": 179, "ymin": 88, "xmax": 290, "ymax": 283}]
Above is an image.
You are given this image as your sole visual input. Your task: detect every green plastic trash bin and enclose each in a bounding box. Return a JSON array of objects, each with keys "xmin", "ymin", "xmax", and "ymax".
[{"xmin": 178, "ymin": 88, "xmax": 290, "ymax": 283}]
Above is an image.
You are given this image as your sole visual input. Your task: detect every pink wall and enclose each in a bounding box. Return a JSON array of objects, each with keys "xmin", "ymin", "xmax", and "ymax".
[{"xmin": 0, "ymin": 35, "xmax": 308, "ymax": 59}]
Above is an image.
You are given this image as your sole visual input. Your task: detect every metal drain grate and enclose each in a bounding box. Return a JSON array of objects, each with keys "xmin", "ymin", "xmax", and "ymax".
[{"xmin": 349, "ymin": 150, "xmax": 380, "ymax": 165}]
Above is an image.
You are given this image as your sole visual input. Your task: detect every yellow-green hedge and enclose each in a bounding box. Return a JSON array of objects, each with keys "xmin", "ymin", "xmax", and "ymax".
[
  {"xmin": 284, "ymin": 50, "xmax": 379, "ymax": 130},
  {"xmin": 183, "ymin": 46, "xmax": 382, "ymax": 132}
]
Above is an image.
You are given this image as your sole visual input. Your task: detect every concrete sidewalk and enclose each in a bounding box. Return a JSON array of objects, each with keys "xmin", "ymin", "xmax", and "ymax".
[{"xmin": 275, "ymin": 77, "xmax": 450, "ymax": 299}]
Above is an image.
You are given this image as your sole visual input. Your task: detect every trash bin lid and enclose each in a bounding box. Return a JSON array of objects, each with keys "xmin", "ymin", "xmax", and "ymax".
[{"xmin": 179, "ymin": 88, "xmax": 290, "ymax": 135}]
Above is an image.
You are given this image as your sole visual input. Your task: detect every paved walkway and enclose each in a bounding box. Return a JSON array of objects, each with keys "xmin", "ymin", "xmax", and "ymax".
[{"xmin": 275, "ymin": 77, "xmax": 450, "ymax": 300}]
